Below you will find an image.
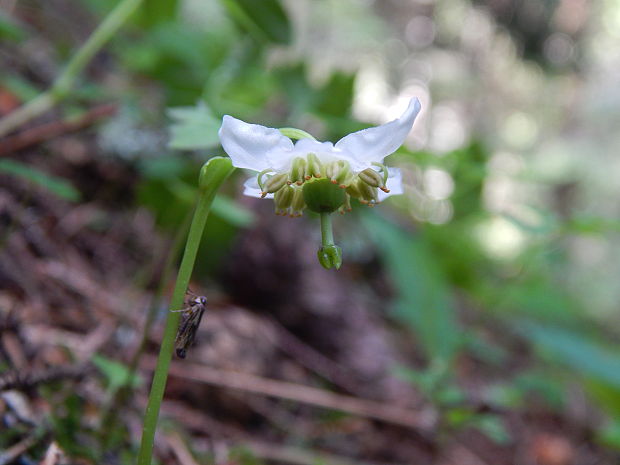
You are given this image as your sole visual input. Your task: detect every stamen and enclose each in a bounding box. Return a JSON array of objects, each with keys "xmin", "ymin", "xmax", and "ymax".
[
  {"xmin": 263, "ymin": 173, "xmax": 290, "ymax": 194},
  {"xmin": 357, "ymin": 181, "xmax": 378, "ymax": 204},
  {"xmin": 345, "ymin": 180, "xmax": 362, "ymax": 199},
  {"xmin": 359, "ymin": 167, "xmax": 385, "ymax": 190},
  {"xmin": 372, "ymin": 162, "xmax": 390, "ymax": 186},
  {"xmin": 335, "ymin": 160, "xmax": 351, "ymax": 186},
  {"xmin": 307, "ymin": 153, "xmax": 323, "ymax": 178},
  {"xmin": 290, "ymin": 157, "xmax": 307, "ymax": 186},
  {"xmin": 290, "ymin": 186, "xmax": 306, "ymax": 217},
  {"xmin": 274, "ymin": 185, "xmax": 294, "ymax": 213},
  {"xmin": 257, "ymin": 169, "xmax": 276, "ymax": 197}
]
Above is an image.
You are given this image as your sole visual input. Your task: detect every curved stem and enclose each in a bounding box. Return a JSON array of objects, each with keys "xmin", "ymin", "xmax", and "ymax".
[
  {"xmin": 136, "ymin": 157, "xmax": 235, "ymax": 465},
  {"xmin": 279, "ymin": 127, "xmax": 317, "ymax": 141},
  {"xmin": 0, "ymin": 0, "xmax": 143, "ymax": 138}
]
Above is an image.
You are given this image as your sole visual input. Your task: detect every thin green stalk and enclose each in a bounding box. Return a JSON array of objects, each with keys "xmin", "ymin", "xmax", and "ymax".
[
  {"xmin": 320, "ymin": 212, "xmax": 334, "ymax": 246},
  {"xmin": 317, "ymin": 213, "xmax": 342, "ymax": 269},
  {"xmin": 137, "ymin": 157, "xmax": 235, "ymax": 465},
  {"xmin": 0, "ymin": 0, "xmax": 143, "ymax": 138},
  {"xmin": 99, "ymin": 207, "xmax": 193, "ymax": 450}
]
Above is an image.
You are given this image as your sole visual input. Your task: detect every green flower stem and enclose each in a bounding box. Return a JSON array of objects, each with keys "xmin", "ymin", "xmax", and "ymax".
[
  {"xmin": 137, "ymin": 157, "xmax": 235, "ymax": 465},
  {"xmin": 320, "ymin": 212, "xmax": 334, "ymax": 247},
  {"xmin": 99, "ymin": 208, "xmax": 192, "ymax": 450},
  {"xmin": 0, "ymin": 0, "xmax": 143, "ymax": 138}
]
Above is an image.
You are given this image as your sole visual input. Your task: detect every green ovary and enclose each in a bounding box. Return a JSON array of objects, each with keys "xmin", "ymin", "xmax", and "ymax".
[{"xmin": 302, "ymin": 178, "xmax": 346, "ymax": 214}]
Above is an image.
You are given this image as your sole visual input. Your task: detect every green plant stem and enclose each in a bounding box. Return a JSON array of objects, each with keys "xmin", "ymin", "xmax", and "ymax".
[
  {"xmin": 320, "ymin": 212, "xmax": 334, "ymax": 247},
  {"xmin": 137, "ymin": 157, "xmax": 235, "ymax": 465},
  {"xmin": 99, "ymin": 208, "xmax": 193, "ymax": 450},
  {"xmin": 0, "ymin": 0, "xmax": 143, "ymax": 138}
]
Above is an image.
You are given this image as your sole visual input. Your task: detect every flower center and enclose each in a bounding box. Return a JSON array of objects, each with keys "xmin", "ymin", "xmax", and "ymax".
[{"xmin": 256, "ymin": 154, "xmax": 392, "ymax": 216}]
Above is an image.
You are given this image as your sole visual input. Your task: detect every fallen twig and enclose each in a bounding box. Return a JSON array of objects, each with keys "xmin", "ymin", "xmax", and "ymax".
[
  {"xmin": 0, "ymin": 432, "xmax": 41, "ymax": 465},
  {"xmin": 39, "ymin": 442, "xmax": 66, "ymax": 465},
  {"xmin": 142, "ymin": 356, "xmax": 436, "ymax": 431},
  {"xmin": 155, "ymin": 400, "xmax": 405, "ymax": 465},
  {"xmin": 0, "ymin": 363, "xmax": 91, "ymax": 392},
  {"xmin": 164, "ymin": 434, "xmax": 201, "ymax": 465},
  {"xmin": 0, "ymin": 103, "xmax": 117, "ymax": 156}
]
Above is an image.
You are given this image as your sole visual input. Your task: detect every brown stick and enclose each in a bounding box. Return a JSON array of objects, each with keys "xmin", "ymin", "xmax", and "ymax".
[
  {"xmin": 141, "ymin": 356, "xmax": 436, "ymax": 431},
  {"xmin": 0, "ymin": 103, "xmax": 117, "ymax": 156},
  {"xmin": 0, "ymin": 364, "xmax": 91, "ymax": 392},
  {"xmin": 156, "ymin": 401, "xmax": 405, "ymax": 465}
]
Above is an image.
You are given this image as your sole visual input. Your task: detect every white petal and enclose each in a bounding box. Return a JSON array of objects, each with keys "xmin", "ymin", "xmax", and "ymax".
[
  {"xmin": 378, "ymin": 167, "xmax": 403, "ymax": 201},
  {"xmin": 242, "ymin": 176, "xmax": 273, "ymax": 199},
  {"xmin": 219, "ymin": 115, "xmax": 294, "ymax": 171},
  {"xmin": 335, "ymin": 98, "xmax": 421, "ymax": 169}
]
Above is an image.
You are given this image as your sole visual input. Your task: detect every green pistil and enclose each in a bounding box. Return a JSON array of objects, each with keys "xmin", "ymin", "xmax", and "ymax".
[
  {"xmin": 302, "ymin": 178, "xmax": 345, "ymax": 214},
  {"xmin": 317, "ymin": 212, "xmax": 342, "ymax": 270}
]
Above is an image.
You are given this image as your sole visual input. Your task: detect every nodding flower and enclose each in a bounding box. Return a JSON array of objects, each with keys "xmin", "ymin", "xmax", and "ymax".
[{"xmin": 218, "ymin": 98, "xmax": 422, "ymax": 268}]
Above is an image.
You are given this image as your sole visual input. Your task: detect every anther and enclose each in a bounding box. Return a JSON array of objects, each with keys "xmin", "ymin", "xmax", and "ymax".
[
  {"xmin": 274, "ymin": 185, "xmax": 294, "ymax": 213},
  {"xmin": 263, "ymin": 173, "xmax": 290, "ymax": 194},
  {"xmin": 307, "ymin": 153, "xmax": 323, "ymax": 178},
  {"xmin": 257, "ymin": 169, "xmax": 275, "ymax": 191},
  {"xmin": 335, "ymin": 161, "xmax": 352, "ymax": 186},
  {"xmin": 359, "ymin": 168, "xmax": 388, "ymax": 193},
  {"xmin": 357, "ymin": 181, "xmax": 378, "ymax": 204},
  {"xmin": 290, "ymin": 157, "xmax": 307, "ymax": 185},
  {"xmin": 290, "ymin": 187, "xmax": 306, "ymax": 217}
]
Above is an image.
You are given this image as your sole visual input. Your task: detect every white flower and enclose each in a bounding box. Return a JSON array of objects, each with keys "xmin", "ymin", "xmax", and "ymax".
[{"xmin": 218, "ymin": 98, "xmax": 421, "ymax": 216}]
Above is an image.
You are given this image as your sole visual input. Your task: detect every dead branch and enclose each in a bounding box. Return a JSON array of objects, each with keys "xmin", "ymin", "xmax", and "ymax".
[
  {"xmin": 0, "ymin": 103, "xmax": 117, "ymax": 156},
  {"xmin": 0, "ymin": 363, "xmax": 91, "ymax": 392},
  {"xmin": 142, "ymin": 356, "xmax": 436, "ymax": 431}
]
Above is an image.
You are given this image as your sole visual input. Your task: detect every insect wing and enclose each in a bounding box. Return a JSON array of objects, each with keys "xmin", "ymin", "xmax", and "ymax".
[{"xmin": 174, "ymin": 300, "xmax": 207, "ymax": 358}]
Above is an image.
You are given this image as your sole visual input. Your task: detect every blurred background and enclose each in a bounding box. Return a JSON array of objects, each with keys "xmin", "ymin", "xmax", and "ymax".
[{"xmin": 1, "ymin": 0, "xmax": 620, "ymax": 463}]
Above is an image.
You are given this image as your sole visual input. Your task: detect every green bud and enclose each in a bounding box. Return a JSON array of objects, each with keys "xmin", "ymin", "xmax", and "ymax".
[
  {"xmin": 317, "ymin": 244, "xmax": 342, "ymax": 270},
  {"xmin": 302, "ymin": 178, "xmax": 345, "ymax": 213}
]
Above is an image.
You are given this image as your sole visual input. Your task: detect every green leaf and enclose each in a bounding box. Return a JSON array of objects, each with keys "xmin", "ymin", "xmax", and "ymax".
[
  {"xmin": 167, "ymin": 103, "xmax": 220, "ymax": 150},
  {"xmin": 597, "ymin": 419, "xmax": 620, "ymax": 450},
  {"xmin": 472, "ymin": 414, "xmax": 511, "ymax": 444},
  {"xmin": 0, "ymin": 75, "xmax": 41, "ymax": 101},
  {"xmin": 211, "ymin": 195, "xmax": 256, "ymax": 227},
  {"xmin": 138, "ymin": 155, "xmax": 188, "ymax": 181},
  {"xmin": 315, "ymin": 72, "xmax": 355, "ymax": 118},
  {"xmin": 0, "ymin": 13, "xmax": 27, "ymax": 41},
  {"xmin": 0, "ymin": 160, "xmax": 80, "ymax": 202},
  {"xmin": 521, "ymin": 322, "xmax": 620, "ymax": 388},
  {"xmin": 220, "ymin": 0, "xmax": 291, "ymax": 44},
  {"xmin": 362, "ymin": 213, "xmax": 460, "ymax": 364},
  {"xmin": 141, "ymin": 0, "xmax": 178, "ymax": 27},
  {"xmin": 92, "ymin": 354, "xmax": 142, "ymax": 390}
]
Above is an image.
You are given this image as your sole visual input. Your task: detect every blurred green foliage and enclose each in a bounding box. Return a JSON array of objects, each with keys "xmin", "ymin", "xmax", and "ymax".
[
  {"xmin": 102, "ymin": 0, "xmax": 620, "ymax": 451},
  {"xmin": 0, "ymin": 160, "xmax": 81, "ymax": 201}
]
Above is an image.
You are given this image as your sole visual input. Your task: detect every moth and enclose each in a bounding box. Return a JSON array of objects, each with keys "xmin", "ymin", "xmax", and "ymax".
[{"xmin": 172, "ymin": 291, "xmax": 207, "ymax": 359}]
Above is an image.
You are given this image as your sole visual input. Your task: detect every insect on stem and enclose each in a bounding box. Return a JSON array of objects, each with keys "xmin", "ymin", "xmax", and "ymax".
[{"xmin": 172, "ymin": 291, "xmax": 207, "ymax": 359}]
